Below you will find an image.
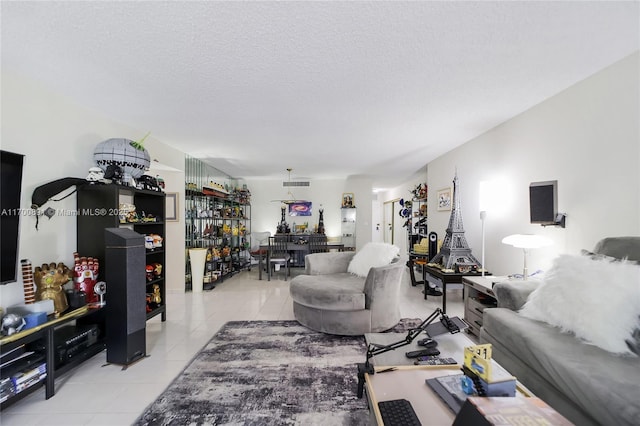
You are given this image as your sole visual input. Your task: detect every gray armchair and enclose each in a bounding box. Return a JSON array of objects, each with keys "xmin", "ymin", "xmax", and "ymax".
[{"xmin": 289, "ymin": 251, "xmax": 404, "ymax": 335}]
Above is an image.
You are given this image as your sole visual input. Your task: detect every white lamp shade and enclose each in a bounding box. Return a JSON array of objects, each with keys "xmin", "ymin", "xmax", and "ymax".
[{"xmin": 502, "ymin": 234, "xmax": 553, "ymax": 249}]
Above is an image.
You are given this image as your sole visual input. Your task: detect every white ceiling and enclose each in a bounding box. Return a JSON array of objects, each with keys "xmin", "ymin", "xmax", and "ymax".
[{"xmin": 2, "ymin": 1, "xmax": 638, "ymax": 188}]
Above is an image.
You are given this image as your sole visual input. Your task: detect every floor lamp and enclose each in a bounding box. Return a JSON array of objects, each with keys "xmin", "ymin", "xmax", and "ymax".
[
  {"xmin": 480, "ymin": 210, "xmax": 487, "ymax": 276},
  {"xmin": 478, "ymin": 180, "xmax": 495, "ymax": 277},
  {"xmin": 501, "ymin": 234, "xmax": 553, "ymax": 279}
]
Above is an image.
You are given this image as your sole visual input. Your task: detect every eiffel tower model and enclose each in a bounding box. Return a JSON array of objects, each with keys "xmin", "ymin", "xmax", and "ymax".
[{"xmin": 430, "ymin": 172, "xmax": 482, "ymax": 272}]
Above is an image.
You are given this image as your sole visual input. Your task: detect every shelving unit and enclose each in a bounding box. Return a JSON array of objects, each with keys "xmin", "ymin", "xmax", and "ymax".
[
  {"xmin": 185, "ymin": 189, "xmax": 251, "ymax": 290},
  {"xmin": 408, "ymin": 198, "xmax": 428, "ymax": 250},
  {"xmin": 0, "ymin": 307, "xmax": 105, "ymax": 409},
  {"xmin": 341, "ymin": 207, "xmax": 356, "ymax": 250},
  {"xmin": 76, "ymin": 184, "xmax": 166, "ymax": 322}
]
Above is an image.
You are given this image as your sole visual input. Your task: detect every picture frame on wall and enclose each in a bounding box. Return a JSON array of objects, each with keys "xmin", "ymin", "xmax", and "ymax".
[
  {"xmin": 437, "ymin": 187, "xmax": 452, "ymax": 211},
  {"xmin": 289, "ymin": 201, "xmax": 312, "ymax": 216},
  {"xmin": 166, "ymin": 192, "xmax": 178, "ymax": 221},
  {"xmin": 342, "ymin": 193, "xmax": 355, "ymax": 208}
]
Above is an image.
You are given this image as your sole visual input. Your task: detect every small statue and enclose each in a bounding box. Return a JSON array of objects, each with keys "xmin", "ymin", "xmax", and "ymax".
[
  {"xmin": 153, "ymin": 263, "xmax": 162, "ymax": 278},
  {"xmin": 277, "ymin": 205, "xmax": 291, "ymax": 234},
  {"xmin": 317, "ymin": 208, "xmax": 325, "ymax": 235},
  {"xmin": 34, "ymin": 262, "xmax": 71, "ymax": 317},
  {"xmin": 151, "ymin": 284, "xmax": 162, "ymax": 305}
]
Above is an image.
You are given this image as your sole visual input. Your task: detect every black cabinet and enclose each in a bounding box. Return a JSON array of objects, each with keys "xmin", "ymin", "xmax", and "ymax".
[
  {"xmin": 76, "ymin": 184, "xmax": 166, "ymax": 322},
  {"xmin": 0, "ymin": 307, "xmax": 105, "ymax": 409}
]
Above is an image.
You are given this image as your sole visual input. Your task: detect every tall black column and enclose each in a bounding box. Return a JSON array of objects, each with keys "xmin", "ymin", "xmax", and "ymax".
[{"xmin": 105, "ymin": 228, "xmax": 146, "ymax": 365}]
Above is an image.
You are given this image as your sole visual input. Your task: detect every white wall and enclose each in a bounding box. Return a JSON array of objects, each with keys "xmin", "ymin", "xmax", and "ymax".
[
  {"xmin": 426, "ymin": 53, "xmax": 640, "ymax": 277},
  {"xmin": 245, "ymin": 177, "xmax": 373, "ymax": 249},
  {"xmin": 1, "ymin": 71, "xmax": 186, "ymax": 308}
]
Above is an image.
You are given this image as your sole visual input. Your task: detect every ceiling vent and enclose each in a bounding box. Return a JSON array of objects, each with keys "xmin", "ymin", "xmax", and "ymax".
[{"xmin": 283, "ymin": 181, "xmax": 309, "ymax": 187}]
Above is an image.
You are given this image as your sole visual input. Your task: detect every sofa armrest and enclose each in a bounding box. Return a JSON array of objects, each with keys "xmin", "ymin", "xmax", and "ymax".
[
  {"xmin": 493, "ymin": 280, "xmax": 541, "ymax": 311},
  {"xmin": 304, "ymin": 251, "xmax": 355, "ymax": 275}
]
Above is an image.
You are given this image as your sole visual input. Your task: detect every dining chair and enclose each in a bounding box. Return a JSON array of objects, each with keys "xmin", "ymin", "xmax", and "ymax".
[
  {"xmin": 268, "ymin": 235, "xmax": 291, "ymax": 281},
  {"xmin": 249, "ymin": 231, "xmax": 271, "ymax": 280},
  {"xmin": 308, "ymin": 234, "xmax": 328, "ymax": 254}
]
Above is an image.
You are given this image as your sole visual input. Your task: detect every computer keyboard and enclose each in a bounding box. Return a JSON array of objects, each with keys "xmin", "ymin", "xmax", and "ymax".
[{"xmin": 377, "ymin": 398, "xmax": 422, "ymax": 426}]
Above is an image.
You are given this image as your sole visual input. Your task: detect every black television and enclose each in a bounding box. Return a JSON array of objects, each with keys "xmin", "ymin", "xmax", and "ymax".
[
  {"xmin": 1, "ymin": 150, "xmax": 24, "ymax": 284},
  {"xmin": 529, "ymin": 180, "xmax": 558, "ymax": 225}
]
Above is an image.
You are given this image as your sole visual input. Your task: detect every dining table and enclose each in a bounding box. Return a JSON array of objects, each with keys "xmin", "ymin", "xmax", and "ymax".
[{"xmin": 257, "ymin": 241, "xmax": 345, "ymax": 280}]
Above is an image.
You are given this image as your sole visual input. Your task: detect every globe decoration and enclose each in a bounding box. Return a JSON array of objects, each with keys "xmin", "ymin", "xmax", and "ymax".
[{"xmin": 94, "ymin": 137, "xmax": 150, "ymax": 183}]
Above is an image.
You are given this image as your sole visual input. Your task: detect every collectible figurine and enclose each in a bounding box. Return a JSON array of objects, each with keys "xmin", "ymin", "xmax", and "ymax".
[
  {"xmin": 73, "ymin": 254, "xmax": 99, "ymax": 304},
  {"xmin": 151, "ymin": 284, "xmax": 162, "ymax": 305},
  {"xmin": 146, "ymin": 265, "xmax": 155, "ymax": 282},
  {"xmin": 34, "ymin": 262, "xmax": 71, "ymax": 316},
  {"xmin": 1, "ymin": 313, "xmax": 26, "ymax": 336},
  {"xmin": 153, "ymin": 263, "xmax": 162, "ymax": 278},
  {"xmin": 86, "ymin": 167, "xmax": 106, "ymax": 183}
]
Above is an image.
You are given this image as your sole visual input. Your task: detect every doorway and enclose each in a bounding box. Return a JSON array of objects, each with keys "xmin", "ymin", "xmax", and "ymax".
[{"xmin": 383, "ymin": 199, "xmax": 408, "ymax": 257}]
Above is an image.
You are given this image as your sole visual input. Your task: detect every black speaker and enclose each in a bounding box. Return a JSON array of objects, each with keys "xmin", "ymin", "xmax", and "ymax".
[
  {"xmin": 428, "ymin": 232, "xmax": 438, "ymax": 261},
  {"xmin": 105, "ymin": 228, "xmax": 146, "ymax": 365}
]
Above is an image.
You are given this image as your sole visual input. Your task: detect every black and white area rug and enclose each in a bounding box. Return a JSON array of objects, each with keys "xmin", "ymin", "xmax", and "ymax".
[{"xmin": 135, "ymin": 320, "xmax": 372, "ymax": 425}]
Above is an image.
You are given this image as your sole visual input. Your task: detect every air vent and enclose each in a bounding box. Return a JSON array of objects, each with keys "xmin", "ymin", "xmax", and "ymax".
[{"xmin": 283, "ymin": 181, "xmax": 309, "ymax": 187}]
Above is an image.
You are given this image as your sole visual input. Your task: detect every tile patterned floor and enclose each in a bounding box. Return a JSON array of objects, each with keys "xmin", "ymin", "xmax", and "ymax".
[{"xmin": 0, "ymin": 264, "xmax": 464, "ymax": 425}]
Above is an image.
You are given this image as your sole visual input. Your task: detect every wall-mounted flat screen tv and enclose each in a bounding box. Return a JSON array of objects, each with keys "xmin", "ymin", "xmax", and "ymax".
[
  {"xmin": 1, "ymin": 150, "xmax": 24, "ymax": 284},
  {"xmin": 529, "ymin": 180, "xmax": 557, "ymax": 225}
]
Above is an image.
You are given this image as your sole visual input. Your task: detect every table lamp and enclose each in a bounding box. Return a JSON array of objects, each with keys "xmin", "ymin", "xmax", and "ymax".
[{"xmin": 501, "ymin": 234, "xmax": 552, "ymax": 279}]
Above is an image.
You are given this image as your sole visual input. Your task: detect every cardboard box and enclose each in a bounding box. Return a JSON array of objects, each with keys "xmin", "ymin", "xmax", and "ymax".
[{"xmin": 7, "ymin": 300, "xmax": 54, "ymax": 316}]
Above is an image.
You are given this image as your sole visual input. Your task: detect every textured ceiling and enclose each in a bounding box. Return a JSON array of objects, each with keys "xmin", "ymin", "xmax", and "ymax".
[{"xmin": 2, "ymin": 1, "xmax": 638, "ymax": 188}]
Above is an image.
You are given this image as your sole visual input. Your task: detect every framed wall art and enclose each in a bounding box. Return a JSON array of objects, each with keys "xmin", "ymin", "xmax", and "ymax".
[
  {"xmin": 166, "ymin": 192, "xmax": 178, "ymax": 221},
  {"xmin": 289, "ymin": 201, "xmax": 312, "ymax": 216},
  {"xmin": 437, "ymin": 187, "xmax": 452, "ymax": 211},
  {"xmin": 342, "ymin": 193, "xmax": 355, "ymax": 208}
]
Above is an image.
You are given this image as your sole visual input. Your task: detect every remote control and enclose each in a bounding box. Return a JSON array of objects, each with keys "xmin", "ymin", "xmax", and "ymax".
[
  {"xmin": 413, "ymin": 357, "xmax": 457, "ymax": 365},
  {"xmin": 417, "ymin": 338, "xmax": 438, "ymax": 348},
  {"xmin": 405, "ymin": 348, "xmax": 441, "ymax": 358}
]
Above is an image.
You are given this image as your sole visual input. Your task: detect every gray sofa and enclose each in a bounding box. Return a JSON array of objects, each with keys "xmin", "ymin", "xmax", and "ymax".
[
  {"xmin": 289, "ymin": 251, "xmax": 404, "ymax": 336},
  {"xmin": 480, "ymin": 237, "xmax": 640, "ymax": 426}
]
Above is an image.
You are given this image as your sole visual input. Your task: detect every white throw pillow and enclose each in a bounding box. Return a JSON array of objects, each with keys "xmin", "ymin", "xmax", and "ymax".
[
  {"xmin": 348, "ymin": 242, "xmax": 400, "ymax": 278},
  {"xmin": 520, "ymin": 254, "xmax": 640, "ymax": 355}
]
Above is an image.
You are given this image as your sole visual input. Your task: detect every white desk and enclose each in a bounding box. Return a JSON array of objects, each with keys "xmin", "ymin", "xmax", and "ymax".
[{"xmin": 363, "ymin": 331, "xmax": 534, "ymax": 425}]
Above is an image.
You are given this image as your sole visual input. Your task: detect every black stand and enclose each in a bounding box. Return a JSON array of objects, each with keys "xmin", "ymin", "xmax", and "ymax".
[{"xmin": 356, "ymin": 308, "xmax": 463, "ymax": 398}]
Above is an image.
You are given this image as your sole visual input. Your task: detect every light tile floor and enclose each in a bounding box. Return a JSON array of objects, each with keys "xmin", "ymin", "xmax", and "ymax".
[{"xmin": 0, "ymin": 264, "xmax": 465, "ymax": 425}]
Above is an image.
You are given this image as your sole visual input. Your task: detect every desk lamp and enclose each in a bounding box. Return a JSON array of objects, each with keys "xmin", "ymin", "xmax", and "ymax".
[
  {"xmin": 356, "ymin": 308, "xmax": 466, "ymax": 398},
  {"xmin": 501, "ymin": 234, "xmax": 552, "ymax": 279}
]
